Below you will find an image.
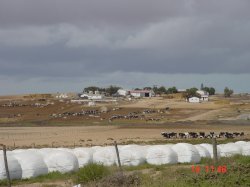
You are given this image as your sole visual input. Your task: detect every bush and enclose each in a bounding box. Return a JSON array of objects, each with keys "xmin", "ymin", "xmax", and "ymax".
[{"xmin": 75, "ymin": 164, "xmax": 110, "ymax": 184}]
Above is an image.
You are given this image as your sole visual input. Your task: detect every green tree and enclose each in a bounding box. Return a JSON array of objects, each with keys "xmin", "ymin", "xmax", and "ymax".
[
  {"xmin": 209, "ymin": 87, "xmax": 216, "ymax": 95},
  {"xmin": 105, "ymin": 85, "xmax": 121, "ymax": 96},
  {"xmin": 134, "ymin": 88, "xmax": 141, "ymax": 90},
  {"xmin": 143, "ymin": 87, "xmax": 152, "ymax": 90},
  {"xmin": 158, "ymin": 86, "xmax": 167, "ymax": 94},
  {"xmin": 203, "ymin": 87, "xmax": 216, "ymax": 95},
  {"xmin": 224, "ymin": 87, "xmax": 234, "ymax": 97},
  {"xmin": 183, "ymin": 87, "xmax": 199, "ymax": 99},
  {"xmin": 167, "ymin": 87, "xmax": 178, "ymax": 94},
  {"xmin": 84, "ymin": 86, "xmax": 101, "ymax": 93}
]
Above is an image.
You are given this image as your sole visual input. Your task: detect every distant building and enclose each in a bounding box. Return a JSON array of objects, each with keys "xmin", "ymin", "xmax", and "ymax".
[
  {"xmin": 200, "ymin": 95, "xmax": 209, "ymax": 102},
  {"xmin": 129, "ymin": 90, "xmax": 155, "ymax": 98},
  {"xmin": 196, "ymin": 90, "xmax": 209, "ymax": 102},
  {"xmin": 196, "ymin": 90, "xmax": 209, "ymax": 96},
  {"xmin": 117, "ymin": 89, "xmax": 128, "ymax": 96},
  {"xmin": 80, "ymin": 91, "xmax": 104, "ymax": 100},
  {"xmin": 188, "ymin": 97, "xmax": 200, "ymax": 103}
]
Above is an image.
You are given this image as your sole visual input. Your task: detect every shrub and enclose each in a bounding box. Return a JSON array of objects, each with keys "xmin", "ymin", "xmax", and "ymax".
[{"xmin": 75, "ymin": 164, "xmax": 110, "ymax": 184}]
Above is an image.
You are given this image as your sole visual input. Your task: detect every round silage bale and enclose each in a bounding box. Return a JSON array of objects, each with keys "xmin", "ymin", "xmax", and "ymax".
[
  {"xmin": 0, "ymin": 153, "xmax": 22, "ymax": 180},
  {"xmin": 194, "ymin": 145, "xmax": 211, "ymax": 158},
  {"xmin": 218, "ymin": 143, "xmax": 242, "ymax": 157},
  {"xmin": 43, "ymin": 150, "xmax": 79, "ymax": 173},
  {"xmin": 235, "ymin": 141, "xmax": 247, "ymax": 145},
  {"xmin": 93, "ymin": 146, "xmax": 117, "ymax": 166},
  {"xmin": 146, "ymin": 145, "xmax": 178, "ymax": 165},
  {"xmin": 199, "ymin": 143, "xmax": 221, "ymax": 159},
  {"xmin": 241, "ymin": 142, "xmax": 250, "ymax": 156},
  {"xmin": 172, "ymin": 143, "xmax": 201, "ymax": 163},
  {"xmin": 13, "ymin": 151, "xmax": 48, "ymax": 179},
  {"xmin": 72, "ymin": 147, "xmax": 93, "ymax": 167},
  {"xmin": 118, "ymin": 145, "xmax": 147, "ymax": 166}
]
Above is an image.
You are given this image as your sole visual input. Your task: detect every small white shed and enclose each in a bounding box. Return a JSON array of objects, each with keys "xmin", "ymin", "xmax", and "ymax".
[{"xmin": 188, "ymin": 97, "xmax": 200, "ymax": 103}]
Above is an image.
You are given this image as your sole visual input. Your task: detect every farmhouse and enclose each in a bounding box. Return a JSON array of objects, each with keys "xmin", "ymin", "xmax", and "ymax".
[
  {"xmin": 196, "ymin": 90, "xmax": 209, "ymax": 102},
  {"xmin": 200, "ymin": 95, "xmax": 209, "ymax": 101},
  {"xmin": 130, "ymin": 90, "xmax": 155, "ymax": 98}
]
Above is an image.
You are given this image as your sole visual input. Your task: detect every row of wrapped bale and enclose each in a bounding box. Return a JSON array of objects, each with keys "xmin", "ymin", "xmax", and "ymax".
[{"xmin": 0, "ymin": 141, "xmax": 249, "ymax": 180}]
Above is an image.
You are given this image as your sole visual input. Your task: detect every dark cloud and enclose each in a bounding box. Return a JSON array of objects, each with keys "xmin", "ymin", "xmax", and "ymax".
[{"xmin": 0, "ymin": 0, "xmax": 250, "ymax": 94}]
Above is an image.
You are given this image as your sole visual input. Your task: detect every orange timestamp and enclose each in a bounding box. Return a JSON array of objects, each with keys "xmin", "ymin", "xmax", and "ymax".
[{"xmin": 191, "ymin": 165, "xmax": 227, "ymax": 174}]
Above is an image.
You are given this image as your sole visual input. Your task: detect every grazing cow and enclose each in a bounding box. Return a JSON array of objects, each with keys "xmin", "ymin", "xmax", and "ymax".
[
  {"xmin": 240, "ymin": 132, "xmax": 244, "ymax": 136},
  {"xmin": 233, "ymin": 132, "xmax": 240, "ymax": 137},
  {"xmin": 179, "ymin": 133, "xmax": 186, "ymax": 139},
  {"xmin": 188, "ymin": 132, "xmax": 198, "ymax": 138},
  {"xmin": 219, "ymin": 132, "xmax": 226, "ymax": 138},
  {"xmin": 161, "ymin": 132, "xmax": 177, "ymax": 139},
  {"xmin": 225, "ymin": 132, "xmax": 234, "ymax": 139},
  {"xmin": 199, "ymin": 132, "xmax": 205, "ymax": 138},
  {"xmin": 168, "ymin": 132, "xmax": 177, "ymax": 138}
]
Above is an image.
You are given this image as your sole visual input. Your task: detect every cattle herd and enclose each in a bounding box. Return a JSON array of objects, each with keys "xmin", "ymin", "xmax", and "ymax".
[{"xmin": 161, "ymin": 131, "xmax": 245, "ymax": 139}]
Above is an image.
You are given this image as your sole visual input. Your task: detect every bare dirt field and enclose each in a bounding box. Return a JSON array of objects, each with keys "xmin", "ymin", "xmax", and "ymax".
[
  {"xmin": 0, "ymin": 94, "xmax": 250, "ymax": 148},
  {"xmin": 1, "ymin": 122, "xmax": 250, "ymax": 148}
]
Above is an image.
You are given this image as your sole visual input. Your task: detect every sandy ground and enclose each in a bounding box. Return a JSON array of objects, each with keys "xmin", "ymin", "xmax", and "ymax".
[{"xmin": 1, "ymin": 123, "xmax": 250, "ymax": 148}]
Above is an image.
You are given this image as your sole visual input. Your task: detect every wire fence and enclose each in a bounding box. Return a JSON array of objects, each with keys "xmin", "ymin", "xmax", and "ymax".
[{"xmin": 0, "ymin": 148, "xmax": 249, "ymax": 173}]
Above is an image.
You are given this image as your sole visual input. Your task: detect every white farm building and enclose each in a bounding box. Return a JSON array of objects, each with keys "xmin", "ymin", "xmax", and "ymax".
[
  {"xmin": 130, "ymin": 90, "xmax": 155, "ymax": 98},
  {"xmin": 117, "ymin": 89, "xmax": 128, "ymax": 96},
  {"xmin": 188, "ymin": 97, "xmax": 200, "ymax": 103}
]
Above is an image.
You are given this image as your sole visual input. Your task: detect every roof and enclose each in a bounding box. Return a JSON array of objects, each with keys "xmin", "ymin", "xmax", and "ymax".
[{"xmin": 130, "ymin": 90, "xmax": 153, "ymax": 93}]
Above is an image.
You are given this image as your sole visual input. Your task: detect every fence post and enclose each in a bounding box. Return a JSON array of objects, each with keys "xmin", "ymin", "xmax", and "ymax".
[
  {"xmin": 2, "ymin": 145, "xmax": 11, "ymax": 187},
  {"xmin": 212, "ymin": 138, "xmax": 218, "ymax": 165},
  {"xmin": 114, "ymin": 141, "xmax": 122, "ymax": 172}
]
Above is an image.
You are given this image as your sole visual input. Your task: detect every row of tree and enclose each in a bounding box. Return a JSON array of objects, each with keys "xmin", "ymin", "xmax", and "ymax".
[
  {"xmin": 83, "ymin": 84, "xmax": 234, "ymax": 97},
  {"xmin": 83, "ymin": 85, "xmax": 121, "ymax": 96},
  {"xmin": 135, "ymin": 86, "xmax": 178, "ymax": 95}
]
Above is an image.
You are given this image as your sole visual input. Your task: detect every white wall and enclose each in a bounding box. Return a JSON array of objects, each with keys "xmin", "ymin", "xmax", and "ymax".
[{"xmin": 188, "ymin": 97, "xmax": 200, "ymax": 103}]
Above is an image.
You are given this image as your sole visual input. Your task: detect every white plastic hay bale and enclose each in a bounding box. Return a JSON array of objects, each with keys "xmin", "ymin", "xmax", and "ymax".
[
  {"xmin": 194, "ymin": 145, "xmax": 211, "ymax": 158},
  {"xmin": 0, "ymin": 153, "xmax": 22, "ymax": 180},
  {"xmin": 37, "ymin": 148, "xmax": 58, "ymax": 157},
  {"xmin": 11, "ymin": 149, "xmax": 25, "ymax": 154},
  {"xmin": 13, "ymin": 151, "xmax": 48, "ymax": 179},
  {"xmin": 146, "ymin": 145, "xmax": 177, "ymax": 165},
  {"xmin": 57, "ymin": 148, "xmax": 74, "ymax": 153},
  {"xmin": 218, "ymin": 143, "xmax": 242, "ymax": 157},
  {"xmin": 199, "ymin": 143, "xmax": 221, "ymax": 158},
  {"xmin": 93, "ymin": 146, "xmax": 117, "ymax": 166},
  {"xmin": 235, "ymin": 141, "xmax": 248, "ymax": 145},
  {"xmin": 234, "ymin": 142, "xmax": 250, "ymax": 156},
  {"xmin": 91, "ymin": 146, "xmax": 102, "ymax": 153},
  {"xmin": 43, "ymin": 150, "xmax": 79, "ymax": 173},
  {"xmin": 172, "ymin": 143, "xmax": 201, "ymax": 163},
  {"xmin": 118, "ymin": 145, "xmax": 146, "ymax": 166},
  {"xmin": 72, "ymin": 148, "xmax": 93, "ymax": 167}
]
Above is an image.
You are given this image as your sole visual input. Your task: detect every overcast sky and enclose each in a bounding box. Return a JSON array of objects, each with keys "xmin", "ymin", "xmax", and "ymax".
[{"xmin": 1, "ymin": 0, "xmax": 250, "ymax": 95}]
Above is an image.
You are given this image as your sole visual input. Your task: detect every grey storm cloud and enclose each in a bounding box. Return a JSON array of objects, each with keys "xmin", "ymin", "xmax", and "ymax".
[{"xmin": 0, "ymin": 0, "xmax": 250, "ymax": 94}]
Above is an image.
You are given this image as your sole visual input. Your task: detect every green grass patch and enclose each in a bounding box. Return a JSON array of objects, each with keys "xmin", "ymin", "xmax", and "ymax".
[
  {"xmin": 74, "ymin": 163, "xmax": 111, "ymax": 184},
  {"xmin": 1, "ymin": 156, "xmax": 250, "ymax": 187}
]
